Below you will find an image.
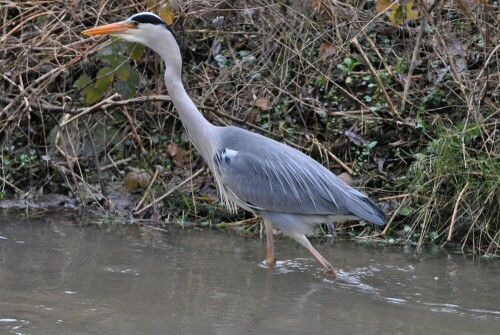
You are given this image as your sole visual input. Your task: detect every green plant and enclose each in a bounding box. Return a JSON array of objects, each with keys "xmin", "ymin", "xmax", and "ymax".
[
  {"xmin": 75, "ymin": 42, "xmax": 142, "ymax": 105},
  {"xmin": 337, "ymin": 57, "xmax": 361, "ymax": 84},
  {"xmin": 353, "ymin": 140, "xmax": 378, "ymax": 174},
  {"xmin": 405, "ymin": 121, "xmax": 499, "ymax": 253}
]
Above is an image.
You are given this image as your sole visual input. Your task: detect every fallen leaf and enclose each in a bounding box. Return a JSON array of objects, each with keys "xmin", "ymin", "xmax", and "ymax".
[
  {"xmin": 377, "ymin": 157, "xmax": 386, "ymax": 172},
  {"xmin": 167, "ymin": 141, "xmax": 177, "ymax": 157},
  {"xmin": 457, "ymin": 0, "xmax": 480, "ymax": 11},
  {"xmin": 389, "ymin": 5, "xmax": 405, "ymax": 26},
  {"xmin": 245, "ymin": 111, "xmax": 257, "ymax": 124},
  {"xmin": 442, "ymin": 35, "xmax": 468, "ymax": 56},
  {"xmin": 159, "ymin": 6, "xmax": 174, "ymax": 25},
  {"xmin": 344, "ymin": 130, "xmax": 367, "ymax": 147},
  {"xmin": 388, "ymin": 1, "xmax": 419, "ymax": 25},
  {"xmin": 310, "ymin": 0, "xmax": 322, "ymax": 11},
  {"xmin": 255, "ymin": 97, "xmax": 272, "ymax": 112},
  {"xmin": 318, "ymin": 42, "xmax": 337, "ymax": 61},
  {"xmin": 337, "ymin": 172, "xmax": 353, "ymax": 186},
  {"xmin": 137, "ymin": 171, "xmax": 151, "ymax": 189},
  {"xmin": 375, "ymin": 0, "xmax": 393, "ymax": 13},
  {"xmin": 175, "ymin": 147, "xmax": 187, "ymax": 166},
  {"xmin": 124, "ymin": 168, "xmax": 151, "ymax": 192},
  {"xmin": 455, "ymin": 58, "xmax": 467, "ymax": 73},
  {"xmin": 211, "ymin": 38, "xmax": 222, "ymax": 57},
  {"xmin": 405, "ymin": 1, "xmax": 419, "ymax": 21}
]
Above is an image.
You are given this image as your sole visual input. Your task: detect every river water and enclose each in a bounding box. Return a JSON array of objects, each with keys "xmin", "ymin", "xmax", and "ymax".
[{"xmin": 0, "ymin": 213, "xmax": 498, "ymax": 334}]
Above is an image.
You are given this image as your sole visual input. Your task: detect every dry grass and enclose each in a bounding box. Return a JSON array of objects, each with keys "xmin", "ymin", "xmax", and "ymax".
[{"xmin": 0, "ymin": 0, "xmax": 498, "ymax": 254}]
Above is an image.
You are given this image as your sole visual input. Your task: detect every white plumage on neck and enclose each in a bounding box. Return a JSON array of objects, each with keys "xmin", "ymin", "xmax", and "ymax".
[{"xmin": 138, "ymin": 24, "xmax": 218, "ymax": 162}]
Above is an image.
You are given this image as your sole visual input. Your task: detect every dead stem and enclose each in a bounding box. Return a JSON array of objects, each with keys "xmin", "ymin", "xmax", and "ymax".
[
  {"xmin": 134, "ymin": 168, "xmax": 205, "ymax": 215},
  {"xmin": 351, "ymin": 37, "xmax": 401, "ymax": 122},
  {"xmin": 134, "ymin": 166, "xmax": 163, "ymax": 212},
  {"xmin": 447, "ymin": 182, "xmax": 469, "ymax": 242}
]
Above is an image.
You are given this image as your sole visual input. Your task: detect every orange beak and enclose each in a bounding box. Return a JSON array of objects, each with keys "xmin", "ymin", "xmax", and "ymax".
[{"xmin": 82, "ymin": 21, "xmax": 134, "ymax": 36}]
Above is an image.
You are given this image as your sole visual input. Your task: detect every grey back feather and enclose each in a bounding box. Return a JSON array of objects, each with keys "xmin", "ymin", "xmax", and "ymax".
[{"xmin": 213, "ymin": 126, "xmax": 386, "ymax": 225}]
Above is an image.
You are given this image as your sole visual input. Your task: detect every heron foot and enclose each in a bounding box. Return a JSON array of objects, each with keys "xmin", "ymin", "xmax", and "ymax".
[
  {"xmin": 306, "ymin": 243, "xmax": 337, "ymax": 277},
  {"xmin": 266, "ymin": 256, "xmax": 277, "ymax": 267},
  {"xmin": 323, "ymin": 264, "xmax": 337, "ymax": 277},
  {"xmin": 263, "ymin": 218, "xmax": 276, "ymax": 268}
]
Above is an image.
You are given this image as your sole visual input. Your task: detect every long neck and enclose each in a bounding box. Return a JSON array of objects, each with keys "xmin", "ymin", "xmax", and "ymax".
[
  {"xmin": 164, "ymin": 73, "xmax": 217, "ymax": 158},
  {"xmin": 148, "ymin": 29, "xmax": 218, "ymax": 161}
]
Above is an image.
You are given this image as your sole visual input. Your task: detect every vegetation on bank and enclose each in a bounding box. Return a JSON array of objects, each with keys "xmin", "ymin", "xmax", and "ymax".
[{"xmin": 0, "ymin": 1, "xmax": 498, "ymax": 256}]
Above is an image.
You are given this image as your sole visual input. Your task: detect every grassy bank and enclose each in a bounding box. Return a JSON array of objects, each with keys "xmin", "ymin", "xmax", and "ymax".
[{"xmin": 0, "ymin": 0, "xmax": 498, "ymax": 256}]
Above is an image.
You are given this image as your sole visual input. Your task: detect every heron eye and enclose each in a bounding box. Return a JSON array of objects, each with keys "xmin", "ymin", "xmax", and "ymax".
[{"xmin": 131, "ymin": 21, "xmax": 140, "ymax": 28}]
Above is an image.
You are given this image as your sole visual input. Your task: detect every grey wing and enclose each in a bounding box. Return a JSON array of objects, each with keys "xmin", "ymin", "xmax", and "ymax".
[{"xmin": 213, "ymin": 128, "xmax": 386, "ymax": 225}]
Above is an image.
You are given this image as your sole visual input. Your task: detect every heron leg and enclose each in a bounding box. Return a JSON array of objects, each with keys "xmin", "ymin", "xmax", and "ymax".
[
  {"xmin": 293, "ymin": 234, "xmax": 337, "ymax": 276},
  {"xmin": 263, "ymin": 218, "xmax": 276, "ymax": 267}
]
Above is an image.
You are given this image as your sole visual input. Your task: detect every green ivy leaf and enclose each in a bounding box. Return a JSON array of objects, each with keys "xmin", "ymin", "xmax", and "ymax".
[
  {"xmin": 95, "ymin": 67, "xmax": 114, "ymax": 92},
  {"xmin": 128, "ymin": 43, "xmax": 145, "ymax": 60},
  {"xmin": 390, "ymin": 5, "xmax": 405, "ymax": 26},
  {"xmin": 97, "ymin": 45, "xmax": 114, "ymax": 58},
  {"xmin": 399, "ymin": 205, "xmax": 413, "ymax": 216},
  {"xmin": 98, "ymin": 43, "xmax": 128, "ymax": 66},
  {"xmin": 115, "ymin": 63, "xmax": 130, "ymax": 81},
  {"xmin": 85, "ymin": 87, "xmax": 104, "ymax": 105},
  {"xmin": 337, "ymin": 64, "xmax": 348, "ymax": 73},
  {"xmin": 128, "ymin": 69, "xmax": 140, "ymax": 87},
  {"xmin": 114, "ymin": 69, "xmax": 139, "ymax": 99},
  {"xmin": 109, "ymin": 54, "xmax": 128, "ymax": 68},
  {"xmin": 74, "ymin": 74, "xmax": 92, "ymax": 90},
  {"xmin": 114, "ymin": 80, "xmax": 134, "ymax": 99},
  {"xmin": 429, "ymin": 231, "xmax": 439, "ymax": 241},
  {"xmin": 316, "ymin": 76, "xmax": 327, "ymax": 87}
]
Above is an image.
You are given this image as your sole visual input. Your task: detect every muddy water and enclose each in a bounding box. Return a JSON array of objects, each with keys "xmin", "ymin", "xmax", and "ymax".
[{"xmin": 0, "ymin": 213, "xmax": 498, "ymax": 335}]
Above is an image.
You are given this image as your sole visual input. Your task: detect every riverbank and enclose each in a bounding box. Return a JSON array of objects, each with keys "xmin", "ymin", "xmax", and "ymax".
[{"xmin": 0, "ymin": 1, "xmax": 498, "ymax": 256}]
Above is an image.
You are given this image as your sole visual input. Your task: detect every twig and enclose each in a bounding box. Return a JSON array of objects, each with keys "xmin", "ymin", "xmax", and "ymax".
[
  {"xmin": 378, "ymin": 194, "xmax": 410, "ymax": 201},
  {"xmin": 351, "ymin": 37, "xmax": 402, "ymax": 121},
  {"xmin": 120, "ymin": 106, "xmax": 146, "ymax": 155},
  {"xmin": 223, "ymin": 216, "xmax": 260, "ymax": 227},
  {"xmin": 416, "ymin": 0, "xmax": 469, "ymax": 106},
  {"xmin": 0, "ymin": 175, "xmax": 24, "ymax": 195},
  {"xmin": 447, "ymin": 182, "xmax": 469, "ymax": 241},
  {"xmin": 55, "ymin": 114, "xmax": 80, "ymax": 197},
  {"xmin": 400, "ymin": 19, "xmax": 426, "ymax": 113},
  {"xmin": 59, "ymin": 93, "xmax": 121, "ymax": 127},
  {"xmin": 134, "ymin": 167, "xmax": 205, "ymax": 215},
  {"xmin": 357, "ymin": 196, "xmax": 407, "ymax": 239},
  {"xmin": 0, "ymin": 10, "xmax": 51, "ymax": 43},
  {"xmin": 134, "ymin": 166, "xmax": 163, "ymax": 212},
  {"xmin": 311, "ymin": 136, "xmax": 353, "ymax": 175},
  {"xmin": 359, "ymin": 31, "xmax": 395, "ymax": 78},
  {"xmin": 100, "ymin": 157, "xmax": 134, "ymax": 171},
  {"xmin": 83, "ymin": 120, "xmax": 107, "ymax": 197},
  {"xmin": 0, "ymin": 94, "xmax": 304, "ymax": 150},
  {"xmin": 326, "ymin": 150, "xmax": 353, "ymax": 175}
]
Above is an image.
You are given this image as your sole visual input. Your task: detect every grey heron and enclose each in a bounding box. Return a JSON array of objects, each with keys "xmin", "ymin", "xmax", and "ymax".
[{"xmin": 82, "ymin": 12, "xmax": 386, "ymax": 276}]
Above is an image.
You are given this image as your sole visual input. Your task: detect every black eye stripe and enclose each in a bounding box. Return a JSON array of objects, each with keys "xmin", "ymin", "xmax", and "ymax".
[
  {"xmin": 131, "ymin": 13, "xmax": 165, "ymax": 25},
  {"xmin": 129, "ymin": 13, "xmax": 180, "ymax": 45}
]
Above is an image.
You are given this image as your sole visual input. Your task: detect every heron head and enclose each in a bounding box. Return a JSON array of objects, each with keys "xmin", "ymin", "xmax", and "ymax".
[{"xmin": 82, "ymin": 12, "xmax": 178, "ymax": 50}]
